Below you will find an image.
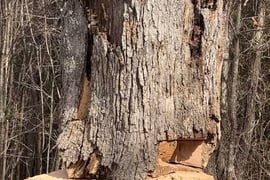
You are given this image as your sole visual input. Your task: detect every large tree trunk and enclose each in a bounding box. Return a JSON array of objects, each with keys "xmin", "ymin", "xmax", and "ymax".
[{"xmin": 57, "ymin": 0, "xmax": 229, "ymax": 179}]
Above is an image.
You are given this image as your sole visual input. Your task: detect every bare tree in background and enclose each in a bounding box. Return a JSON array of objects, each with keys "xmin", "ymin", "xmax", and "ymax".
[{"xmin": 0, "ymin": 0, "xmax": 62, "ymax": 179}]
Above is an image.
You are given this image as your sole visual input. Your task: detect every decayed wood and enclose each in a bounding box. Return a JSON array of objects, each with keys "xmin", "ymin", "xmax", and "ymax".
[{"xmin": 57, "ymin": 0, "xmax": 229, "ymax": 179}]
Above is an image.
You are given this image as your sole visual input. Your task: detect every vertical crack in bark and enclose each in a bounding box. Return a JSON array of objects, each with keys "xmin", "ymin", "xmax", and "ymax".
[
  {"xmin": 190, "ymin": 0, "xmax": 205, "ymax": 58},
  {"xmin": 116, "ymin": 47, "xmax": 125, "ymax": 131},
  {"xmin": 58, "ymin": 1, "xmax": 100, "ymax": 178},
  {"xmin": 190, "ymin": 0, "xmax": 205, "ymax": 80}
]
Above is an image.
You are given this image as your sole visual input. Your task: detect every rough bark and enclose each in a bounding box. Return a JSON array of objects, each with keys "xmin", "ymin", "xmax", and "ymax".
[
  {"xmin": 59, "ymin": 0, "xmax": 88, "ymax": 125},
  {"xmin": 57, "ymin": 0, "xmax": 229, "ymax": 179},
  {"xmin": 57, "ymin": 0, "xmax": 90, "ymax": 176},
  {"xmin": 206, "ymin": 38, "xmax": 231, "ymax": 180},
  {"xmin": 226, "ymin": 2, "xmax": 241, "ymax": 180}
]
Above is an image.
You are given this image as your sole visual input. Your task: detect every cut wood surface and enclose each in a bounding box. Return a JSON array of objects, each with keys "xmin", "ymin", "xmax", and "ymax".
[{"xmin": 159, "ymin": 140, "xmax": 203, "ymax": 168}]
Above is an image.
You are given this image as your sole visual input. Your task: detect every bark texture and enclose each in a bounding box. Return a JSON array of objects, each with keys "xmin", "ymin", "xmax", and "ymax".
[
  {"xmin": 59, "ymin": 0, "xmax": 88, "ymax": 125},
  {"xmin": 57, "ymin": 0, "xmax": 228, "ymax": 179}
]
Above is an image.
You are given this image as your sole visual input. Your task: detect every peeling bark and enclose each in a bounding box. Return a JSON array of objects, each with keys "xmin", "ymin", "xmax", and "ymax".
[{"xmin": 57, "ymin": 0, "xmax": 229, "ymax": 179}]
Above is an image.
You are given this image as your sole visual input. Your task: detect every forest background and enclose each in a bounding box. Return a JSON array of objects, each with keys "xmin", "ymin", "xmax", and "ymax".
[{"xmin": 0, "ymin": 0, "xmax": 269, "ymax": 179}]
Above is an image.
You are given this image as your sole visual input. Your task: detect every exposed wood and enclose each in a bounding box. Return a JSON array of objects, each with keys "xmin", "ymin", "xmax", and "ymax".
[
  {"xmin": 75, "ymin": 73, "xmax": 91, "ymax": 120},
  {"xmin": 159, "ymin": 140, "xmax": 204, "ymax": 168}
]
